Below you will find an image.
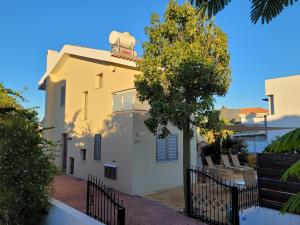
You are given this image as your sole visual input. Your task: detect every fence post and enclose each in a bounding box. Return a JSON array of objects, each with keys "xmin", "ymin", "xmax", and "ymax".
[
  {"xmin": 86, "ymin": 178, "xmax": 90, "ymax": 215},
  {"xmin": 186, "ymin": 169, "xmax": 192, "ymax": 216},
  {"xmin": 231, "ymin": 186, "xmax": 239, "ymax": 225},
  {"xmin": 118, "ymin": 207, "xmax": 125, "ymax": 225}
]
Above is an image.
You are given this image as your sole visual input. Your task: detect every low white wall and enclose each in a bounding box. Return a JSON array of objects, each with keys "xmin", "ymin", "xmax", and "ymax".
[
  {"xmin": 240, "ymin": 207, "xmax": 300, "ymax": 225},
  {"xmin": 41, "ymin": 199, "xmax": 104, "ymax": 225}
]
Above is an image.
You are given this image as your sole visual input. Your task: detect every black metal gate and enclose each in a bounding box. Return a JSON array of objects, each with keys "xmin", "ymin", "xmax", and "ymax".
[
  {"xmin": 187, "ymin": 168, "xmax": 239, "ymax": 225},
  {"xmin": 86, "ymin": 176, "xmax": 125, "ymax": 225}
]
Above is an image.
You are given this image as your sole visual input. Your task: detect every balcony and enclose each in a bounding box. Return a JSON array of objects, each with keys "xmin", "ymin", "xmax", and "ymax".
[{"xmin": 112, "ymin": 89, "xmax": 149, "ymax": 112}]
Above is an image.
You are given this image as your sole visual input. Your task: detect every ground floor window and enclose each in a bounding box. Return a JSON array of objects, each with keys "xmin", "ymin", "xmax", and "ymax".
[
  {"xmin": 69, "ymin": 157, "xmax": 74, "ymax": 174},
  {"xmin": 80, "ymin": 149, "xmax": 86, "ymax": 161},
  {"xmin": 94, "ymin": 134, "xmax": 101, "ymax": 160},
  {"xmin": 156, "ymin": 134, "xmax": 178, "ymax": 161}
]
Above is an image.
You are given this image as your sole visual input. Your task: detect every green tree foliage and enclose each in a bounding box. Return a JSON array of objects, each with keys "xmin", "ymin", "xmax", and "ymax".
[
  {"xmin": 190, "ymin": 0, "xmax": 298, "ymax": 24},
  {"xmin": 0, "ymin": 83, "xmax": 55, "ymax": 225},
  {"xmin": 135, "ymin": 0, "xmax": 231, "ymax": 209},
  {"xmin": 264, "ymin": 128, "xmax": 300, "ymax": 214}
]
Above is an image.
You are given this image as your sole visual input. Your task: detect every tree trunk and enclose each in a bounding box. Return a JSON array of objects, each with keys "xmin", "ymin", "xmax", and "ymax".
[{"xmin": 183, "ymin": 120, "xmax": 191, "ymax": 212}]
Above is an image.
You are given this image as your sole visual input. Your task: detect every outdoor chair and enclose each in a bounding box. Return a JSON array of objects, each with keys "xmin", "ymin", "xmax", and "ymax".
[
  {"xmin": 205, "ymin": 156, "xmax": 233, "ymax": 178},
  {"xmin": 242, "ymin": 169, "xmax": 257, "ymax": 188},
  {"xmin": 221, "ymin": 155, "xmax": 247, "ymax": 172},
  {"xmin": 205, "ymin": 156, "xmax": 223, "ymax": 169},
  {"xmin": 230, "ymin": 154, "xmax": 252, "ymax": 170}
]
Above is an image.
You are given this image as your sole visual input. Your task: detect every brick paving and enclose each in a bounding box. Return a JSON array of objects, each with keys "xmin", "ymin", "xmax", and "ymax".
[{"xmin": 52, "ymin": 175, "xmax": 207, "ymax": 225}]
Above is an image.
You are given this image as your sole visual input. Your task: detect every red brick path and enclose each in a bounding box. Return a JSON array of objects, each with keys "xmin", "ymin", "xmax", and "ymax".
[{"xmin": 52, "ymin": 175, "xmax": 207, "ymax": 225}]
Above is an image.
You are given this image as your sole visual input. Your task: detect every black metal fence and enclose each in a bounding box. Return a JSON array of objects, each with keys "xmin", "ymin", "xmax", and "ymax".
[
  {"xmin": 86, "ymin": 176, "xmax": 125, "ymax": 225},
  {"xmin": 187, "ymin": 168, "xmax": 258, "ymax": 225},
  {"xmin": 238, "ymin": 185, "xmax": 258, "ymax": 211}
]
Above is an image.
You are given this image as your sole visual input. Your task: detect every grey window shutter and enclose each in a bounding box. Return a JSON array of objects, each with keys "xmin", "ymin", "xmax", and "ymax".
[
  {"xmin": 94, "ymin": 134, "xmax": 101, "ymax": 160},
  {"xmin": 167, "ymin": 134, "xmax": 178, "ymax": 160},
  {"xmin": 156, "ymin": 137, "xmax": 167, "ymax": 161}
]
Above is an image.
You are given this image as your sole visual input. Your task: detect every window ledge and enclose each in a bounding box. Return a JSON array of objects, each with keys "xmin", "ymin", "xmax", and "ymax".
[{"xmin": 156, "ymin": 160, "xmax": 178, "ymax": 163}]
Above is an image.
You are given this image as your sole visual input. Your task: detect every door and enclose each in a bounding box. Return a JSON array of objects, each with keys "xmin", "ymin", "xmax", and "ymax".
[
  {"xmin": 69, "ymin": 157, "xmax": 74, "ymax": 175},
  {"xmin": 62, "ymin": 133, "xmax": 68, "ymax": 171}
]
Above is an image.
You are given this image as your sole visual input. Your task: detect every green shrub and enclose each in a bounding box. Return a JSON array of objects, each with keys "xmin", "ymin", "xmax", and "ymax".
[
  {"xmin": 246, "ymin": 154, "xmax": 257, "ymax": 168},
  {"xmin": 202, "ymin": 135, "xmax": 248, "ymax": 164},
  {"xmin": 0, "ymin": 84, "xmax": 56, "ymax": 225}
]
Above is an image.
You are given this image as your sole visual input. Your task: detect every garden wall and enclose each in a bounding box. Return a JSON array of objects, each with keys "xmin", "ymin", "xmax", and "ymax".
[
  {"xmin": 41, "ymin": 199, "xmax": 104, "ymax": 225},
  {"xmin": 239, "ymin": 207, "xmax": 300, "ymax": 225},
  {"xmin": 257, "ymin": 153, "xmax": 300, "ymax": 210}
]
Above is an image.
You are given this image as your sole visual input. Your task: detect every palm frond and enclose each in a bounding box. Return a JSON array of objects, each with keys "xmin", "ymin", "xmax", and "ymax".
[
  {"xmin": 281, "ymin": 160, "xmax": 300, "ymax": 181},
  {"xmin": 280, "ymin": 192, "xmax": 300, "ymax": 214},
  {"xmin": 190, "ymin": 0, "xmax": 231, "ymax": 17},
  {"xmin": 190, "ymin": 0, "xmax": 298, "ymax": 24},
  {"xmin": 250, "ymin": 0, "xmax": 298, "ymax": 24},
  {"xmin": 264, "ymin": 128, "xmax": 300, "ymax": 153}
]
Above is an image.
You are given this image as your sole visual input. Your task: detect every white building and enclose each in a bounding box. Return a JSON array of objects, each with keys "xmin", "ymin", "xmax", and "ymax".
[
  {"xmin": 265, "ymin": 74, "xmax": 300, "ymax": 143},
  {"xmin": 221, "ymin": 107, "xmax": 269, "ymax": 153}
]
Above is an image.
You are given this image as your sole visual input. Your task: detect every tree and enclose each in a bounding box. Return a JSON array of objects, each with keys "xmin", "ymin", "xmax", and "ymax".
[
  {"xmin": 0, "ymin": 83, "xmax": 56, "ymax": 225},
  {"xmin": 264, "ymin": 128, "xmax": 300, "ymax": 214},
  {"xmin": 135, "ymin": 0, "xmax": 231, "ymax": 210},
  {"xmin": 190, "ymin": 0, "xmax": 298, "ymax": 24}
]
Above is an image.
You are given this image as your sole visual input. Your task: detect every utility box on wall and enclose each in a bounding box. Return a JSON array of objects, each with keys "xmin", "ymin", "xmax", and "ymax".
[{"xmin": 104, "ymin": 163, "xmax": 117, "ymax": 180}]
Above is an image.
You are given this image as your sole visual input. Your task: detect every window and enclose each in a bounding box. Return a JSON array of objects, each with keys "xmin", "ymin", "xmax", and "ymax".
[
  {"xmin": 112, "ymin": 91, "xmax": 134, "ymax": 112},
  {"xmin": 82, "ymin": 91, "xmax": 88, "ymax": 120},
  {"xmin": 60, "ymin": 85, "xmax": 66, "ymax": 107},
  {"xmin": 96, "ymin": 73, "xmax": 103, "ymax": 88},
  {"xmin": 94, "ymin": 134, "xmax": 101, "ymax": 160},
  {"xmin": 156, "ymin": 134, "xmax": 178, "ymax": 161},
  {"xmin": 80, "ymin": 149, "xmax": 86, "ymax": 161},
  {"xmin": 269, "ymin": 95, "xmax": 275, "ymax": 115}
]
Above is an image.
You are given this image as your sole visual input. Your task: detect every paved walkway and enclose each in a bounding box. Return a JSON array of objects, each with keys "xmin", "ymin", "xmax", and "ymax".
[{"xmin": 52, "ymin": 175, "xmax": 207, "ymax": 225}]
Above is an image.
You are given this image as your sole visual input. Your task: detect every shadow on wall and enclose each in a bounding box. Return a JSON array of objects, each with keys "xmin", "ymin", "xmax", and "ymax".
[{"xmin": 62, "ymin": 109, "xmax": 149, "ymax": 187}]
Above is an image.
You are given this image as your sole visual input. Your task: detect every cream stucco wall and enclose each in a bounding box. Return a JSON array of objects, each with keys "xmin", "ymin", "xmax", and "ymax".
[
  {"xmin": 264, "ymin": 74, "xmax": 300, "ymax": 148},
  {"xmin": 131, "ymin": 111, "xmax": 197, "ymax": 195},
  {"xmin": 42, "ymin": 46, "xmax": 197, "ymax": 195},
  {"xmin": 265, "ymin": 74, "xmax": 300, "ymax": 116}
]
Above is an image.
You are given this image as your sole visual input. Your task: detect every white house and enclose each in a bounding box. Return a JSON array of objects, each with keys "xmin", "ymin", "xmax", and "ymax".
[{"xmin": 265, "ymin": 74, "xmax": 300, "ymax": 143}]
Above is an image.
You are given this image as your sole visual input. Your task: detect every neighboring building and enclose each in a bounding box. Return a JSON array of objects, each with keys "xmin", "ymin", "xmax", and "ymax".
[
  {"xmin": 221, "ymin": 107, "xmax": 269, "ymax": 153},
  {"xmin": 222, "ymin": 74, "xmax": 300, "ymax": 153},
  {"xmin": 265, "ymin": 74, "xmax": 300, "ymax": 143},
  {"xmin": 39, "ymin": 32, "xmax": 196, "ymax": 195}
]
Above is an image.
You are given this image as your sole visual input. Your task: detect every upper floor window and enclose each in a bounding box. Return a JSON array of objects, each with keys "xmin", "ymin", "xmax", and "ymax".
[
  {"xmin": 156, "ymin": 134, "xmax": 178, "ymax": 162},
  {"xmin": 112, "ymin": 91, "xmax": 134, "ymax": 112},
  {"xmin": 60, "ymin": 85, "xmax": 66, "ymax": 107},
  {"xmin": 96, "ymin": 73, "xmax": 103, "ymax": 89},
  {"xmin": 82, "ymin": 91, "xmax": 88, "ymax": 120},
  {"xmin": 94, "ymin": 134, "xmax": 101, "ymax": 161},
  {"xmin": 269, "ymin": 95, "xmax": 274, "ymax": 115},
  {"xmin": 112, "ymin": 90, "xmax": 150, "ymax": 112}
]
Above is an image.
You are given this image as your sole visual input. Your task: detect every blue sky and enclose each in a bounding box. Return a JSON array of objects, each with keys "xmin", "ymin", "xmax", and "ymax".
[{"xmin": 0, "ymin": 0, "xmax": 300, "ymax": 118}]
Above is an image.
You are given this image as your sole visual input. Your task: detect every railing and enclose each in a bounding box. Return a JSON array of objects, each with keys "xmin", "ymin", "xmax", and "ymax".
[
  {"xmin": 86, "ymin": 176, "xmax": 125, "ymax": 225},
  {"xmin": 238, "ymin": 185, "xmax": 258, "ymax": 211},
  {"xmin": 187, "ymin": 167, "xmax": 258, "ymax": 225}
]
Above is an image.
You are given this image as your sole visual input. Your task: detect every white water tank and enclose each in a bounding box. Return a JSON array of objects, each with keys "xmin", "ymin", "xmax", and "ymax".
[{"xmin": 109, "ymin": 31, "xmax": 136, "ymax": 50}]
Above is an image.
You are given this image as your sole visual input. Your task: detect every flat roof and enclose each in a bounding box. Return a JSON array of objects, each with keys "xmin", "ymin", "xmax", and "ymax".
[{"xmin": 38, "ymin": 45, "xmax": 139, "ymax": 90}]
